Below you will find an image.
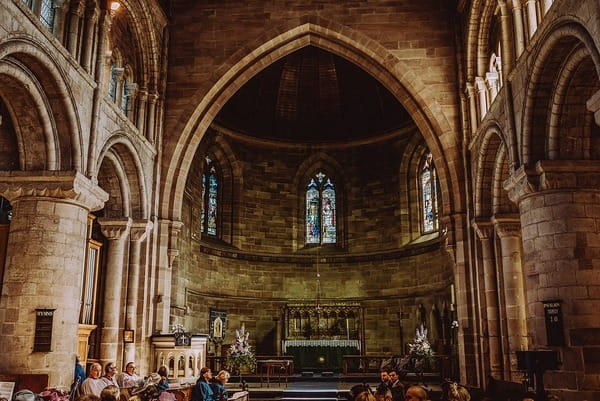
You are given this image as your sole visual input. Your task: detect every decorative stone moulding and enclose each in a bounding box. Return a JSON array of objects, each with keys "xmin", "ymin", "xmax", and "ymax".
[
  {"xmin": 0, "ymin": 170, "xmax": 109, "ymax": 211},
  {"xmin": 504, "ymin": 161, "xmax": 600, "ymax": 204}
]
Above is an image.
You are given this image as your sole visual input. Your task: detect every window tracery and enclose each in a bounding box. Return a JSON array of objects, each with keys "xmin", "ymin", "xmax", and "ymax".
[
  {"xmin": 420, "ymin": 152, "xmax": 439, "ymax": 234},
  {"xmin": 306, "ymin": 171, "xmax": 336, "ymax": 244},
  {"xmin": 201, "ymin": 156, "xmax": 219, "ymax": 236}
]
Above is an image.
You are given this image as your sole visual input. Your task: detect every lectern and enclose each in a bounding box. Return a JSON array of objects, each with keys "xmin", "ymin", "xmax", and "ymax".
[{"xmin": 516, "ymin": 350, "xmax": 559, "ymax": 401}]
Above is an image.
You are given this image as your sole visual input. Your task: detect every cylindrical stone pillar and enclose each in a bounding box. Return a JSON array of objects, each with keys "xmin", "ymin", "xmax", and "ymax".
[
  {"xmin": 0, "ymin": 172, "xmax": 107, "ymax": 388},
  {"xmin": 98, "ymin": 217, "xmax": 132, "ymax": 365},
  {"xmin": 525, "ymin": 0, "xmax": 538, "ymax": 38},
  {"xmin": 472, "ymin": 220, "xmax": 503, "ymax": 379},
  {"xmin": 511, "ymin": 1, "xmax": 526, "ymax": 58},
  {"xmin": 493, "ymin": 215, "xmax": 528, "ymax": 380},
  {"xmin": 505, "ymin": 162, "xmax": 600, "ymax": 397},
  {"xmin": 123, "ymin": 220, "xmax": 152, "ymax": 364}
]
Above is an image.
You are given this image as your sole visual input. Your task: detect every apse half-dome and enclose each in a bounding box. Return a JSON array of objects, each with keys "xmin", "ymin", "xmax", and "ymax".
[{"xmin": 215, "ymin": 46, "xmax": 412, "ymax": 142}]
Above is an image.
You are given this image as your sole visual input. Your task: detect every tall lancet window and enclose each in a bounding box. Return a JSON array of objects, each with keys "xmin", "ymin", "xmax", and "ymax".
[
  {"xmin": 201, "ymin": 156, "xmax": 218, "ymax": 236},
  {"xmin": 306, "ymin": 172, "xmax": 336, "ymax": 244},
  {"xmin": 420, "ymin": 152, "xmax": 439, "ymax": 233}
]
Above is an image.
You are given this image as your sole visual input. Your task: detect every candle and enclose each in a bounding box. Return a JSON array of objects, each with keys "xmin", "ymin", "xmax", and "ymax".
[
  {"xmin": 450, "ymin": 284, "xmax": 455, "ymax": 305},
  {"xmin": 346, "ymin": 318, "xmax": 350, "ymax": 340}
]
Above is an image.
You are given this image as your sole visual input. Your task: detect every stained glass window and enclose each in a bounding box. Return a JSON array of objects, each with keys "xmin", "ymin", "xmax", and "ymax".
[
  {"xmin": 421, "ymin": 152, "xmax": 439, "ymax": 233},
  {"xmin": 108, "ymin": 65, "xmax": 118, "ymax": 102},
  {"xmin": 201, "ymin": 157, "xmax": 218, "ymax": 236},
  {"xmin": 40, "ymin": 0, "xmax": 55, "ymax": 31},
  {"xmin": 306, "ymin": 172, "xmax": 336, "ymax": 244}
]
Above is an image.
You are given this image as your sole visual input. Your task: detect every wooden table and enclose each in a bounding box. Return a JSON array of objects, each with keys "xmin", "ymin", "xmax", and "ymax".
[{"xmin": 257, "ymin": 359, "xmax": 293, "ymax": 387}]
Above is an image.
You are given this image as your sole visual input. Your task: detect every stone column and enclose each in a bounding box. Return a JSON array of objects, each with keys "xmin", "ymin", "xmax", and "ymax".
[
  {"xmin": 274, "ymin": 317, "xmax": 282, "ymax": 355},
  {"xmin": 146, "ymin": 93, "xmax": 158, "ymax": 143},
  {"xmin": 155, "ymin": 219, "xmax": 183, "ymax": 333},
  {"xmin": 525, "ymin": 0, "xmax": 539, "ymax": 38},
  {"xmin": 123, "ymin": 220, "xmax": 152, "ymax": 364},
  {"xmin": 98, "ymin": 217, "xmax": 132, "ymax": 365},
  {"xmin": 0, "ymin": 172, "xmax": 107, "ymax": 388},
  {"xmin": 466, "ymin": 82, "xmax": 479, "ymax": 133},
  {"xmin": 81, "ymin": 3, "xmax": 98, "ymax": 73},
  {"xmin": 498, "ymin": 0, "xmax": 514, "ymax": 75},
  {"xmin": 505, "ymin": 161, "xmax": 600, "ymax": 396},
  {"xmin": 493, "ymin": 214, "xmax": 527, "ymax": 381},
  {"xmin": 66, "ymin": 0, "xmax": 84, "ymax": 58},
  {"xmin": 136, "ymin": 90, "xmax": 148, "ymax": 136},
  {"xmin": 475, "ymin": 77, "xmax": 488, "ymax": 120},
  {"xmin": 472, "ymin": 220, "xmax": 503, "ymax": 379},
  {"xmin": 510, "ymin": 0, "xmax": 526, "ymax": 58}
]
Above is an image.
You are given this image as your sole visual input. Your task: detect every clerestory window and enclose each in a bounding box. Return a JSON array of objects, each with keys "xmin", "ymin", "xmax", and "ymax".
[
  {"xmin": 201, "ymin": 156, "xmax": 219, "ymax": 236},
  {"xmin": 420, "ymin": 152, "xmax": 439, "ymax": 234},
  {"xmin": 306, "ymin": 172, "xmax": 336, "ymax": 244}
]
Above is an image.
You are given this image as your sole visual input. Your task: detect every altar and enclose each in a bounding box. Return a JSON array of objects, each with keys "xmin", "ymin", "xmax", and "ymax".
[
  {"xmin": 282, "ymin": 303, "xmax": 363, "ymax": 372},
  {"xmin": 283, "ymin": 339, "xmax": 360, "ymax": 371}
]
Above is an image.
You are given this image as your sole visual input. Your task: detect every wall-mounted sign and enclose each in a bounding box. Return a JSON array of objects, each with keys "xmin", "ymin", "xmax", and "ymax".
[
  {"xmin": 34, "ymin": 309, "xmax": 56, "ymax": 352},
  {"xmin": 543, "ymin": 300, "xmax": 565, "ymax": 346}
]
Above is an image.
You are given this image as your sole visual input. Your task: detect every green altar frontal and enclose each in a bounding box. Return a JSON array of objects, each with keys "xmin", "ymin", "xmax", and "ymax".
[{"xmin": 283, "ymin": 339, "xmax": 361, "ymax": 372}]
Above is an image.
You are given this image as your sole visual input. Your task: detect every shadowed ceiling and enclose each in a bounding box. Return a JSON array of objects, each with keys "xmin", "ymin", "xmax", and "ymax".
[{"xmin": 215, "ymin": 46, "xmax": 413, "ymax": 142}]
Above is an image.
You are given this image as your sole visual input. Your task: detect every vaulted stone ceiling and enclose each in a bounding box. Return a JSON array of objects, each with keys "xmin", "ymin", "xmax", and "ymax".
[{"xmin": 215, "ymin": 46, "xmax": 412, "ymax": 142}]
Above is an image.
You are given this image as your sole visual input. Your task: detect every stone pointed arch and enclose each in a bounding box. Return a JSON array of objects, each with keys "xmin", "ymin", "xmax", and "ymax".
[
  {"xmin": 96, "ymin": 133, "xmax": 148, "ymax": 219},
  {"xmin": 161, "ymin": 18, "xmax": 461, "ymax": 224},
  {"xmin": 0, "ymin": 36, "xmax": 83, "ymax": 171},
  {"xmin": 522, "ymin": 20, "xmax": 600, "ymax": 165}
]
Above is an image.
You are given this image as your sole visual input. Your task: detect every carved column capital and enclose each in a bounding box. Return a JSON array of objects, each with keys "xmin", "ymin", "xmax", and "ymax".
[
  {"xmin": 130, "ymin": 220, "xmax": 153, "ymax": 242},
  {"xmin": 0, "ymin": 171, "xmax": 108, "ymax": 211},
  {"xmin": 98, "ymin": 217, "xmax": 132, "ymax": 240},
  {"xmin": 536, "ymin": 160, "xmax": 600, "ymax": 191},
  {"xmin": 503, "ymin": 165, "xmax": 537, "ymax": 204},
  {"xmin": 471, "ymin": 218, "xmax": 494, "ymax": 240},
  {"xmin": 492, "ymin": 214, "xmax": 521, "ymax": 238}
]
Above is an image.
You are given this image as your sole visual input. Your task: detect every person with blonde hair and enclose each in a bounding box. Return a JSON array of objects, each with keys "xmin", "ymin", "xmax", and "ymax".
[
  {"xmin": 355, "ymin": 391, "xmax": 376, "ymax": 401},
  {"xmin": 446, "ymin": 382, "xmax": 470, "ymax": 401},
  {"xmin": 404, "ymin": 386, "xmax": 428, "ymax": 401},
  {"xmin": 210, "ymin": 370, "xmax": 230, "ymax": 401}
]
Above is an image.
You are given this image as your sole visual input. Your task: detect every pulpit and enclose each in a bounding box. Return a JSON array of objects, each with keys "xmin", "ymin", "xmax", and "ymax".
[
  {"xmin": 283, "ymin": 303, "xmax": 363, "ymax": 372},
  {"xmin": 152, "ymin": 333, "xmax": 209, "ymax": 383}
]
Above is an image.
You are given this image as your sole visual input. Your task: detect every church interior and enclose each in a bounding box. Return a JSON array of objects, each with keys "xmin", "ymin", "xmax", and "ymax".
[{"xmin": 0, "ymin": 0, "xmax": 599, "ymax": 400}]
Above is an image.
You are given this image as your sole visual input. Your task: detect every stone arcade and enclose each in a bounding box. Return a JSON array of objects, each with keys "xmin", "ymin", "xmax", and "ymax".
[{"xmin": 0, "ymin": 1, "xmax": 599, "ymax": 400}]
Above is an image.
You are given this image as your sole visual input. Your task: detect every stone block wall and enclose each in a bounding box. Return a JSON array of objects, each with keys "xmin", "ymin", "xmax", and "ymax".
[{"xmin": 176, "ymin": 129, "xmax": 453, "ymax": 355}]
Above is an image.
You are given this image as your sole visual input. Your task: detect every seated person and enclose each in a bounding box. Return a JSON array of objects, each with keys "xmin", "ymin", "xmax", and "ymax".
[
  {"xmin": 210, "ymin": 370, "xmax": 230, "ymax": 401},
  {"xmin": 100, "ymin": 386, "xmax": 120, "ymax": 401},
  {"xmin": 101, "ymin": 363, "xmax": 119, "ymax": 387},
  {"xmin": 405, "ymin": 386, "xmax": 429, "ymax": 401},
  {"xmin": 81, "ymin": 363, "xmax": 107, "ymax": 396},
  {"xmin": 118, "ymin": 362, "xmax": 141, "ymax": 388}
]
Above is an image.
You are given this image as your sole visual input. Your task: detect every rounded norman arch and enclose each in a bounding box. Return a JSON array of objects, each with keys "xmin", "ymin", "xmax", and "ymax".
[
  {"xmin": 521, "ymin": 20, "xmax": 600, "ymax": 166},
  {"xmin": 96, "ymin": 133, "xmax": 148, "ymax": 219},
  {"xmin": 0, "ymin": 37, "xmax": 83, "ymax": 171}
]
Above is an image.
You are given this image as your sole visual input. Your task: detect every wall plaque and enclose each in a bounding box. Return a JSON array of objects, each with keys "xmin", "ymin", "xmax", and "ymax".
[{"xmin": 543, "ymin": 300, "xmax": 565, "ymax": 346}]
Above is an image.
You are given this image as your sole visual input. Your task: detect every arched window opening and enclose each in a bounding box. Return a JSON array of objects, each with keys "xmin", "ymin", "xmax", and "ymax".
[
  {"xmin": 201, "ymin": 156, "xmax": 218, "ymax": 236},
  {"xmin": 120, "ymin": 66, "xmax": 136, "ymax": 118},
  {"xmin": 485, "ymin": 13, "xmax": 503, "ymax": 106},
  {"xmin": 39, "ymin": 0, "xmax": 56, "ymax": 32},
  {"xmin": 306, "ymin": 171, "xmax": 336, "ymax": 244},
  {"xmin": 420, "ymin": 152, "xmax": 439, "ymax": 234}
]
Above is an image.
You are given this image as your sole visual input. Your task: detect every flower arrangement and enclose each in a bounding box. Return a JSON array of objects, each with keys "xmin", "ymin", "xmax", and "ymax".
[
  {"xmin": 225, "ymin": 324, "xmax": 257, "ymax": 374},
  {"xmin": 408, "ymin": 324, "xmax": 434, "ymax": 366}
]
